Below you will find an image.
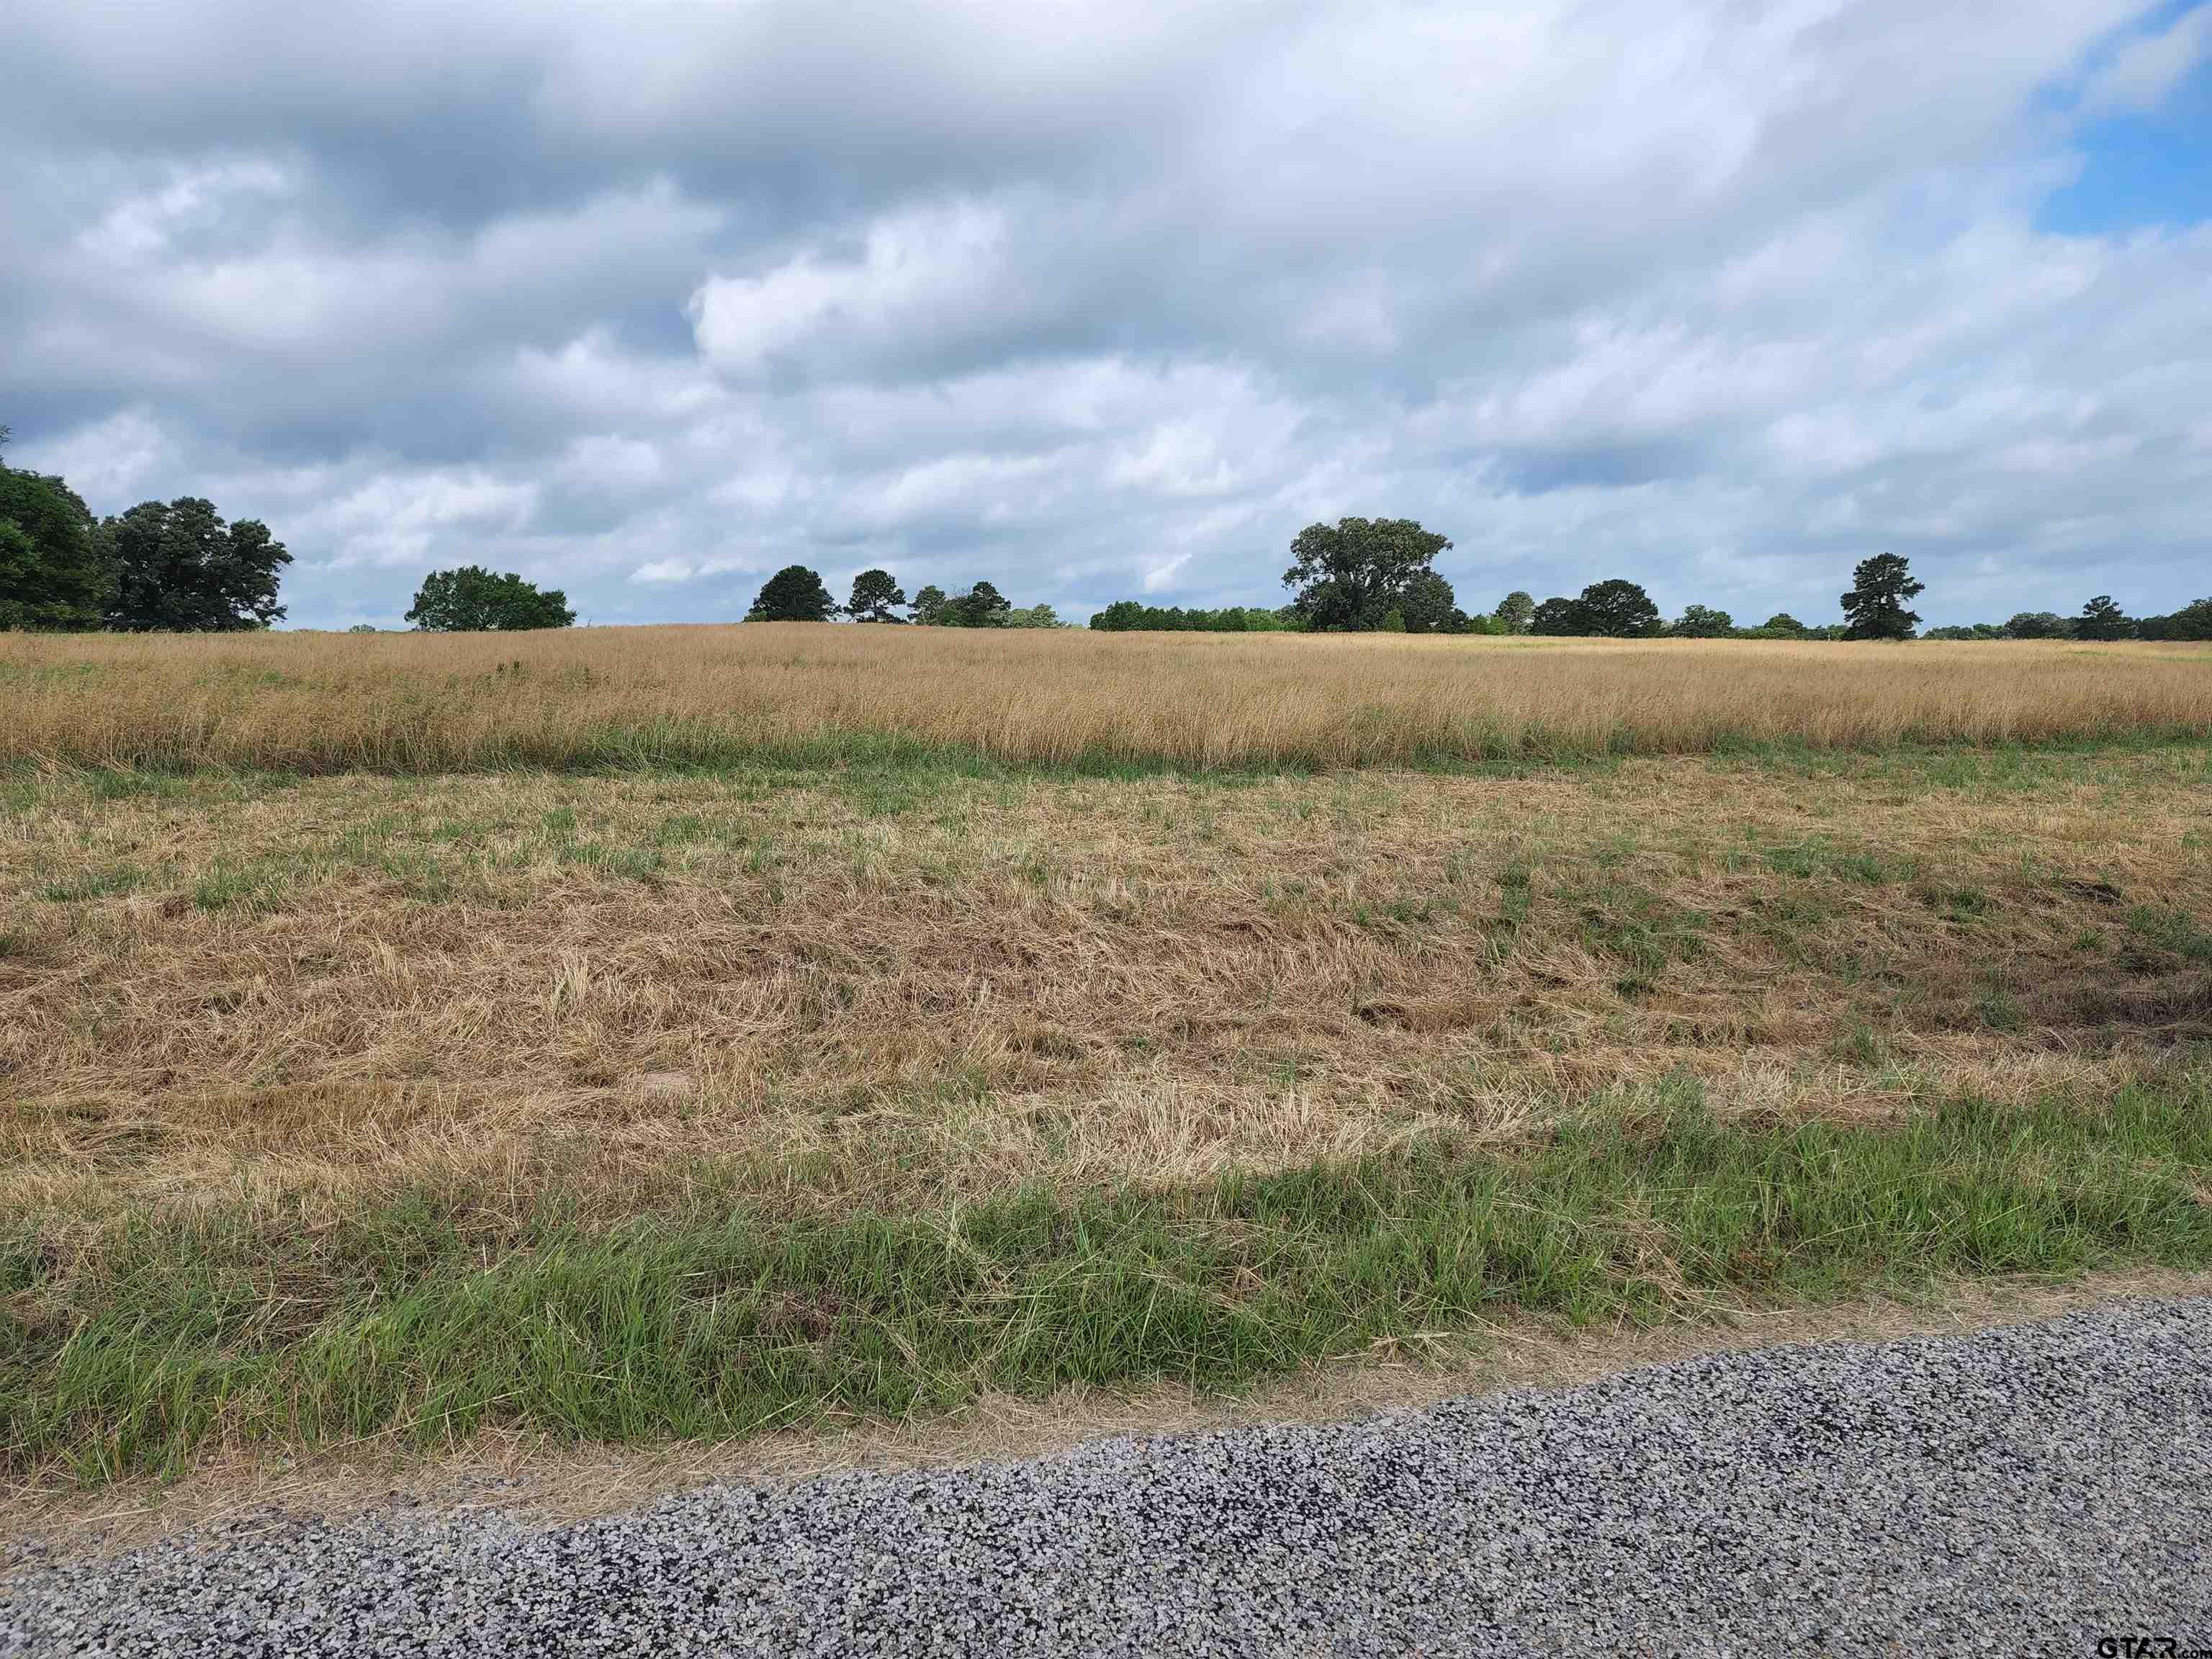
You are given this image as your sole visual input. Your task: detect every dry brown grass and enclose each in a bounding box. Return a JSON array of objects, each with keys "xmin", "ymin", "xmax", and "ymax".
[
  {"xmin": 6, "ymin": 742, "xmax": 2207, "ymax": 1230},
  {"xmin": 5, "ymin": 729, "xmax": 2210, "ymax": 1497},
  {"xmin": 3, "ymin": 625, "xmax": 2208, "ymax": 772}
]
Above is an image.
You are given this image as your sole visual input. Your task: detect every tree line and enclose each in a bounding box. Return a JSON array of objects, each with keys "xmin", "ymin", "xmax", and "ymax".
[
  {"xmin": 1920, "ymin": 595, "xmax": 2212, "ymax": 642},
  {"xmin": 1090, "ymin": 521, "xmax": 2212, "ymax": 642},
  {"xmin": 1, "ymin": 426, "xmax": 291, "ymax": 631},
  {"xmin": 9, "ymin": 433, "xmax": 2206, "ymax": 644},
  {"xmin": 401, "ymin": 544, "xmax": 2212, "ymax": 639},
  {"xmin": 746, "ymin": 564, "xmax": 1064, "ymax": 627}
]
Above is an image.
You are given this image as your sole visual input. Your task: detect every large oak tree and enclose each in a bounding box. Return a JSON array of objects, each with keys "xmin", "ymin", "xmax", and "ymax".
[
  {"xmin": 1282, "ymin": 517, "xmax": 1459, "ymax": 632},
  {"xmin": 102, "ymin": 497, "xmax": 292, "ymax": 631},
  {"xmin": 745, "ymin": 565, "xmax": 838, "ymax": 621},
  {"xmin": 406, "ymin": 565, "xmax": 575, "ymax": 630}
]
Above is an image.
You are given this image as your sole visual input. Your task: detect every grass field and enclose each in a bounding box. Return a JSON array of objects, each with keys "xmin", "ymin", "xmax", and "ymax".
[
  {"xmin": 4, "ymin": 627, "xmax": 2210, "ymax": 1484},
  {"xmin": 4, "ymin": 625, "xmax": 2211, "ymax": 771}
]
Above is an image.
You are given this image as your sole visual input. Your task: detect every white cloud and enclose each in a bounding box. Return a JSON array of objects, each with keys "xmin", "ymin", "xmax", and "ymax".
[
  {"xmin": 689, "ymin": 199, "xmax": 1024, "ymax": 379},
  {"xmin": 4, "ymin": 0, "xmax": 2210, "ymax": 631},
  {"xmin": 14, "ymin": 406, "xmax": 180, "ymax": 503},
  {"xmin": 562, "ymin": 434, "xmax": 665, "ymax": 493},
  {"xmin": 78, "ymin": 158, "xmax": 293, "ymax": 263},
  {"xmin": 2080, "ymin": 4, "xmax": 2212, "ymax": 114},
  {"xmin": 307, "ymin": 468, "xmax": 541, "ymax": 570}
]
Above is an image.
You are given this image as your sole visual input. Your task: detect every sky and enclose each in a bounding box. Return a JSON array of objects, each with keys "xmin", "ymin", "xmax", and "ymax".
[{"xmin": 4, "ymin": 1, "xmax": 2208, "ymax": 631}]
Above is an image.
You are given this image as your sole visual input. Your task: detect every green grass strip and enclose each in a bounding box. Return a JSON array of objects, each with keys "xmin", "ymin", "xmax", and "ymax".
[{"xmin": 6, "ymin": 1075, "xmax": 2209, "ymax": 1481}]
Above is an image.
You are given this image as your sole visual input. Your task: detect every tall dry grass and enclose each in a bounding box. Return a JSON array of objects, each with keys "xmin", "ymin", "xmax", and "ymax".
[{"xmin": 3, "ymin": 626, "xmax": 2208, "ymax": 773}]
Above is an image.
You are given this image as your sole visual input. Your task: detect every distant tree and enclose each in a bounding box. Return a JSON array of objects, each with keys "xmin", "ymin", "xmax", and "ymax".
[
  {"xmin": 1493, "ymin": 590, "xmax": 1536, "ymax": 634},
  {"xmin": 1528, "ymin": 595, "xmax": 1583, "ymax": 635},
  {"xmin": 0, "ymin": 462, "xmax": 109, "ymax": 631},
  {"xmin": 1579, "ymin": 580, "xmax": 1661, "ymax": 637},
  {"xmin": 1840, "ymin": 553, "xmax": 1923, "ymax": 641},
  {"xmin": 1670, "ymin": 603, "xmax": 1735, "ymax": 638},
  {"xmin": 909, "ymin": 584, "xmax": 949, "ymax": 625},
  {"xmin": 2136, "ymin": 598, "xmax": 2212, "ymax": 641},
  {"xmin": 1528, "ymin": 583, "xmax": 1658, "ymax": 637},
  {"xmin": 744, "ymin": 565, "xmax": 838, "ymax": 623},
  {"xmin": 2076, "ymin": 595, "xmax": 2133, "ymax": 642},
  {"xmin": 348, "ymin": 623, "xmax": 379, "ymax": 634},
  {"xmin": 1532, "ymin": 579, "xmax": 1660, "ymax": 637},
  {"xmin": 2002, "ymin": 611, "xmax": 2072, "ymax": 640},
  {"xmin": 1004, "ymin": 603, "xmax": 1064, "ymax": 628},
  {"xmin": 406, "ymin": 565, "xmax": 576, "ymax": 631},
  {"xmin": 1089, "ymin": 599, "xmax": 1148, "ymax": 630},
  {"xmin": 847, "ymin": 567, "xmax": 907, "ymax": 623},
  {"xmin": 102, "ymin": 497, "xmax": 291, "ymax": 631},
  {"xmin": 1088, "ymin": 600, "xmax": 1299, "ymax": 632},
  {"xmin": 1761, "ymin": 613, "xmax": 1807, "ymax": 636},
  {"xmin": 1282, "ymin": 517, "xmax": 1455, "ymax": 631},
  {"xmin": 942, "ymin": 580, "xmax": 1013, "ymax": 627},
  {"xmin": 1394, "ymin": 569, "xmax": 1467, "ymax": 634}
]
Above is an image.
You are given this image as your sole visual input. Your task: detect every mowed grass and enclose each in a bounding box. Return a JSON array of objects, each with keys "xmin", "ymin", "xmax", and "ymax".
[
  {"xmin": 2, "ymin": 624, "xmax": 2209, "ymax": 773},
  {"xmin": 1, "ymin": 645, "xmax": 2209, "ymax": 1482}
]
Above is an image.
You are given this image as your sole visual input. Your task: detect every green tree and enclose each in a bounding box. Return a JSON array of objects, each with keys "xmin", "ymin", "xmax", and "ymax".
[
  {"xmin": 0, "ymin": 460, "xmax": 109, "ymax": 631},
  {"xmin": 1089, "ymin": 599, "xmax": 1147, "ymax": 630},
  {"xmin": 744, "ymin": 565, "xmax": 838, "ymax": 622},
  {"xmin": 1529, "ymin": 582, "xmax": 1660, "ymax": 637},
  {"xmin": 1669, "ymin": 603, "xmax": 1734, "ymax": 638},
  {"xmin": 1282, "ymin": 517, "xmax": 1455, "ymax": 631},
  {"xmin": 2137, "ymin": 598, "xmax": 2212, "ymax": 641},
  {"xmin": 1529, "ymin": 595, "xmax": 1583, "ymax": 635},
  {"xmin": 1529, "ymin": 579, "xmax": 1660, "ymax": 638},
  {"xmin": 942, "ymin": 580, "xmax": 1012, "ymax": 627},
  {"xmin": 1840, "ymin": 553, "xmax": 1923, "ymax": 641},
  {"xmin": 102, "ymin": 498, "xmax": 291, "ymax": 631},
  {"xmin": 2076, "ymin": 595, "xmax": 2132, "ymax": 642},
  {"xmin": 909, "ymin": 584, "xmax": 949, "ymax": 624},
  {"xmin": 2002, "ymin": 611, "xmax": 2072, "ymax": 640},
  {"xmin": 1578, "ymin": 580, "xmax": 1661, "ymax": 637},
  {"xmin": 1004, "ymin": 603, "xmax": 1064, "ymax": 628},
  {"xmin": 1761, "ymin": 613, "xmax": 1807, "ymax": 635},
  {"xmin": 1493, "ymin": 590, "xmax": 1535, "ymax": 634},
  {"xmin": 847, "ymin": 568, "xmax": 907, "ymax": 623},
  {"xmin": 406, "ymin": 565, "xmax": 576, "ymax": 631},
  {"xmin": 1395, "ymin": 569, "xmax": 1468, "ymax": 634},
  {"xmin": 1087, "ymin": 601, "xmax": 1300, "ymax": 632}
]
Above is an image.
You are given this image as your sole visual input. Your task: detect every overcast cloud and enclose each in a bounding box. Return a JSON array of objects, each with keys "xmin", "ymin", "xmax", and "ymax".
[{"xmin": 5, "ymin": 0, "xmax": 2208, "ymax": 628}]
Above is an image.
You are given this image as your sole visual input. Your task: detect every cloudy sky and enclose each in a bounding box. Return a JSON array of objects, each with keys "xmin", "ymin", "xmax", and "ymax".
[{"xmin": 5, "ymin": 1, "xmax": 2208, "ymax": 629}]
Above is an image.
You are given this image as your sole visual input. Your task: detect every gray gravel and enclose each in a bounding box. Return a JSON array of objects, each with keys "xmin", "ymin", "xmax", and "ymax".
[{"xmin": 7, "ymin": 1297, "xmax": 2210, "ymax": 1657}]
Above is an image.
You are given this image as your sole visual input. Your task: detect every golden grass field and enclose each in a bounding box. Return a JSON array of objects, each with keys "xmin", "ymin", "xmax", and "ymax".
[
  {"xmin": 2, "ymin": 624, "xmax": 2209, "ymax": 772},
  {"xmin": 3, "ymin": 626, "xmax": 2210, "ymax": 1487}
]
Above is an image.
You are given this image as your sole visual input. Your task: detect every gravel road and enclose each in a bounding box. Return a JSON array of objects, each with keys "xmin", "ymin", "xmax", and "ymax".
[{"xmin": 6, "ymin": 1296, "xmax": 2209, "ymax": 1657}]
